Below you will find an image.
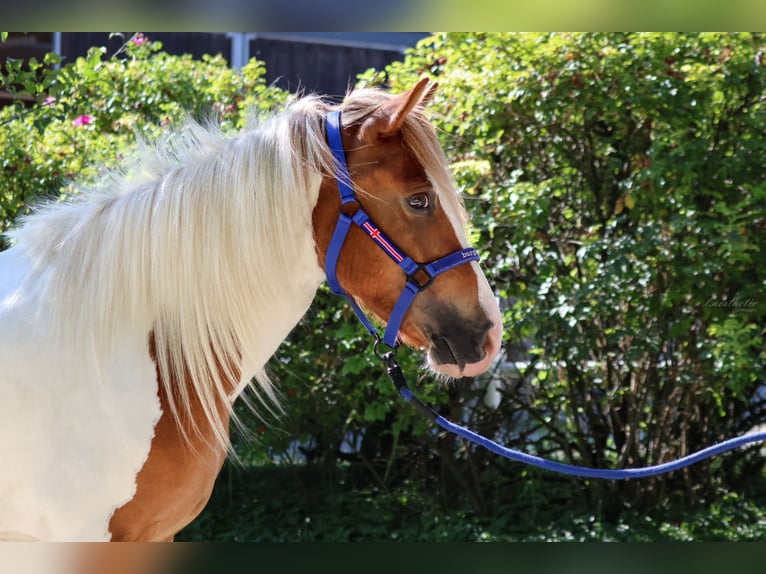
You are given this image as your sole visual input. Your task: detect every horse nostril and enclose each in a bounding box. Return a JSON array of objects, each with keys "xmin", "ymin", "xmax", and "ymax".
[{"xmin": 477, "ymin": 319, "xmax": 494, "ymax": 352}]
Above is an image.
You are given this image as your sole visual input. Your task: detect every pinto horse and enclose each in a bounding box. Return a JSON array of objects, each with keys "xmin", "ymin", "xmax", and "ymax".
[{"xmin": 0, "ymin": 79, "xmax": 502, "ymax": 541}]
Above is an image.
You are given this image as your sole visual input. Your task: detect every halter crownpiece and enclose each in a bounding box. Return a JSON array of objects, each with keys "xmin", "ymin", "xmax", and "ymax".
[{"xmin": 324, "ymin": 110, "xmax": 480, "ymax": 350}]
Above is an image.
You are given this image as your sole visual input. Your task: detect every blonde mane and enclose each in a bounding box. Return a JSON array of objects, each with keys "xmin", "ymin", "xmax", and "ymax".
[{"xmin": 7, "ymin": 87, "xmax": 464, "ymax": 454}]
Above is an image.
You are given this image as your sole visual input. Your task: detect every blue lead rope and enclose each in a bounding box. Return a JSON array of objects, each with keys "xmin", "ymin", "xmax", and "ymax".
[
  {"xmin": 381, "ymin": 353, "xmax": 766, "ymax": 480},
  {"xmin": 324, "ymin": 110, "xmax": 766, "ymax": 479}
]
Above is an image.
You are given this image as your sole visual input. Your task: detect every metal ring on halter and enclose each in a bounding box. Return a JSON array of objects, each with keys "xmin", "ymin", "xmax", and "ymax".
[{"xmin": 373, "ymin": 337, "xmax": 398, "ymax": 367}]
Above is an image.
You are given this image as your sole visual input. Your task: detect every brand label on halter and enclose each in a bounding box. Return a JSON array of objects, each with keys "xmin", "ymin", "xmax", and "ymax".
[{"xmin": 462, "ymin": 248, "xmax": 478, "ymax": 258}]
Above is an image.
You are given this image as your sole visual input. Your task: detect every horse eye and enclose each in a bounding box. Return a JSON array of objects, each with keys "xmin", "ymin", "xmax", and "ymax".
[{"xmin": 408, "ymin": 193, "xmax": 431, "ymax": 211}]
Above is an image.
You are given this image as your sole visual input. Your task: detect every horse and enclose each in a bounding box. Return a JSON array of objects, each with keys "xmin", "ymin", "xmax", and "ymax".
[{"xmin": 0, "ymin": 78, "xmax": 503, "ymax": 541}]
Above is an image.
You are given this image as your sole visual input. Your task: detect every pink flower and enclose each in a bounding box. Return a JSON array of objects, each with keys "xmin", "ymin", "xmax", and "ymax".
[
  {"xmin": 72, "ymin": 114, "xmax": 93, "ymax": 127},
  {"xmin": 42, "ymin": 96, "xmax": 57, "ymax": 107},
  {"xmin": 131, "ymin": 33, "xmax": 148, "ymax": 46}
]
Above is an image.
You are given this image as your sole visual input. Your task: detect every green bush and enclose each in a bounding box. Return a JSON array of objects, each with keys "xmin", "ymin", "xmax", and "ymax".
[
  {"xmin": 178, "ymin": 463, "xmax": 766, "ymax": 541},
  {"xmin": 356, "ymin": 32, "xmax": 766, "ymax": 512},
  {"xmin": 231, "ymin": 33, "xmax": 766, "ymax": 524}
]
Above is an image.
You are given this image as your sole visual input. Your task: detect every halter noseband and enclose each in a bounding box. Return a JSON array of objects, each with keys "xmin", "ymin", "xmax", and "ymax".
[{"xmin": 324, "ymin": 110, "xmax": 479, "ymax": 350}]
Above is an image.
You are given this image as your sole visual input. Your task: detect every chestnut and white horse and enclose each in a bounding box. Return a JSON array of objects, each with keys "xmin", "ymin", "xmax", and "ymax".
[{"xmin": 0, "ymin": 79, "xmax": 502, "ymax": 541}]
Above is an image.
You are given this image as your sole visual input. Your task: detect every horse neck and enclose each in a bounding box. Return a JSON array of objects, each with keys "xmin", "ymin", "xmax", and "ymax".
[
  {"xmin": 195, "ymin": 128, "xmax": 328, "ymax": 379},
  {"xmin": 130, "ymin": 131, "xmax": 328, "ymax": 453},
  {"xmin": 230, "ymin": 220, "xmax": 326, "ymax": 381}
]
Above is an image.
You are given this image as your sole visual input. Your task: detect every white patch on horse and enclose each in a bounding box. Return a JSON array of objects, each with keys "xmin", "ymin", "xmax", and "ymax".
[{"xmin": 0, "ymin": 248, "xmax": 161, "ymax": 541}]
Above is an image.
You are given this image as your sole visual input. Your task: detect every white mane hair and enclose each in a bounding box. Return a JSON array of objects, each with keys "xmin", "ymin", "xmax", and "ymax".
[{"xmin": 6, "ymin": 86, "xmax": 465, "ymax": 454}]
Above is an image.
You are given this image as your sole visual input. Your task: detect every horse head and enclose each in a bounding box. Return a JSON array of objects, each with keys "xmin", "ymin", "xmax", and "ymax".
[{"xmin": 313, "ymin": 79, "xmax": 503, "ymax": 378}]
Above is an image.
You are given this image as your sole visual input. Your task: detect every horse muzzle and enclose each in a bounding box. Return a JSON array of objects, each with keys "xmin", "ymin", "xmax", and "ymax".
[{"xmin": 422, "ymin": 303, "xmax": 502, "ymax": 379}]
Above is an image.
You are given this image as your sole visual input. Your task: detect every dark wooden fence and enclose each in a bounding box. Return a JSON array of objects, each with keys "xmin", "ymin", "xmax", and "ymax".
[
  {"xmin": 59, "ymin": 32, "xmax": 422, "ymax": 97},
  {"xmin": 251, "ymin": 35, "xmax": 407, "ymax": 97},
  {"xmin": 59, "ymin": 32, "xmax": 233, "ymax": 64},
  {"xmin": 2, "ymin": 32, "xmax": 424, "ymax": 108}
]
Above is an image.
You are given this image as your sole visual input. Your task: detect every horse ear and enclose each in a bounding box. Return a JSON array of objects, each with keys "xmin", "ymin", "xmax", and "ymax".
[
  {"xmin": 359, "ymin": 78, "xmax": 438, "ymax": 142},
  {"xmin": 421, "ymin": 79, "xmax": 439, "ymax": 107}
]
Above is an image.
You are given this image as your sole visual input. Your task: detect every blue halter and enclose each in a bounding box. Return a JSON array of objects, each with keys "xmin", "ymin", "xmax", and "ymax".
[{"xmin": 324, "ymin": 110, "xmax": 479, "ymax": 350}]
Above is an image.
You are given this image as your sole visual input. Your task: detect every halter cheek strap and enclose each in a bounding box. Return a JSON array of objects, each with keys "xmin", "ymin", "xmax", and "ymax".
[{"xmin": 324, "ymin": 110, "xmax": 479, "ymax": 349}]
